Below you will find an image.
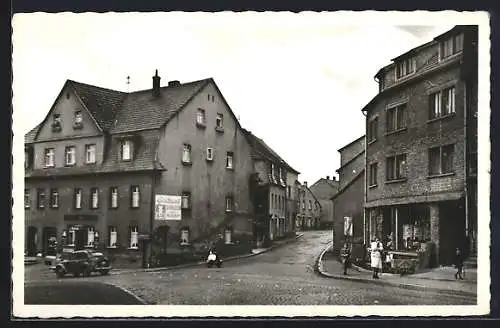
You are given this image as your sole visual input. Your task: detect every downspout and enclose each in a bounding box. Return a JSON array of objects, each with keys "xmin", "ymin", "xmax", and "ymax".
[
  {"xmin": 362, "ymin": 109, "xmax": 368, "ymax": 247},
  {"xmin": 464, "ymin": 79, "xmax": 469, "ymax": 245}
]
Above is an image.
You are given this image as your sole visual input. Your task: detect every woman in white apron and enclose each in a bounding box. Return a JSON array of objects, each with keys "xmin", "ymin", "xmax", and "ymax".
[{"xmin": 370, "ymin": 238, "xmax": 383, "ymax": 279}]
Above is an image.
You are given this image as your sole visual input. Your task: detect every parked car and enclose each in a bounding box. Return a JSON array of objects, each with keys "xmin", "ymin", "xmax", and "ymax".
[{"xmin": 50, "ymin": 250, "xmax": 112, "ymax": 278}]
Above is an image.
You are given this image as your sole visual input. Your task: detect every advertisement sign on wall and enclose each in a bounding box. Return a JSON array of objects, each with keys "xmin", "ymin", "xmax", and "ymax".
[{"xmin": 155, "ymin": 195, "xmax": 182, "ymax": 221}]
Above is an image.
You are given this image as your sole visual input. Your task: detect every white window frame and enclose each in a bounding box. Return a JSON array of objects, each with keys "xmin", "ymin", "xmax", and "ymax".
[
  {"xmin": 108, "ymin": 226, "xmax": 117, "ymax": 248},
  {"xmin": 180, "ymin": 229, "xmax": 190, "ymax": 246},
  {"xmin": 430, "ymin": 87, "xmax": 456, "ymax": 119},
  {"xmin": 182, "ymin": 144, "xmax": 191, "ymax": 163},
  {"xmin": 87, "ymin": 226, "xmax": 95, "ymax": 247},
  {"xmin": 395, "ymin": 57, "xmax": 416, "ymax": 80},
  {"xmin": 181, "ymin": 192, "xmax": 191, "ymax": 209},
  {"xmin": 226, "ymin": 152, "xmax": 233, "ymax": 169},
  {"xmin": 131, "ymin": 186, "xmax": 140, "ymax": 208},
  {"xmin": 91, "ymin": 188, "xmax": 99, "ymax": 209},
  {"xmin": 74, "ymin": 111, "xmax": 83, "ymax": 124},
  {"xmin": 50, "ymin": 189, "xmax": 59, "ymax": 208},
  {"xmin": 206, "ymin": 147, "xmax": 214, "ymax": 161},
  {"xmin": 196, "ymin": 108, "xmax": 206, "ymax": 125},
  {"xmin": 129, "ymin": 226, "xmax": 139, "ymax": 249},
  {"xmin": 216, "ymin": 113, "xmax": 224, "ymax": 128},
  {"xmin": 121, "ymin": 140, "xmax": 132, "ymax": 161},
  {"xmin": 74, "ymin": 188, "xmax": 82, "ymax": 209},
  {"xmin": 65, "ymin": 146, "xmax": 76, "ymax": 166},
  {"xmin": 110, "ymin": 187, "xmax": 118, "ymax": 209},
  {"xmin": 24, "ymin": 189, "xmax": 30, "ymax": 209},
  {"xmin": 37, "ymin": 189, "xmax": 45, "ymax": 209},
  {"xmin": 225, "ymin": 196, "xmax": 233, "ymax": 212},
  {"xmin": 224, "ymin": 228, "xmax": 232, "ymax": 245},
  {"xmin": 85, "ymin": 144, "xmax": 96, "ymax": 164},
  {"xmin": 44, "ymin": 148, "xmax": 55, "ymax": 168}
]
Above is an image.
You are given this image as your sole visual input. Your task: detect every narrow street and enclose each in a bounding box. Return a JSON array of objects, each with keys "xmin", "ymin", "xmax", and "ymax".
[{"xmin": 25, "ymin": 231, "xmax": 476, "ymax": 305}]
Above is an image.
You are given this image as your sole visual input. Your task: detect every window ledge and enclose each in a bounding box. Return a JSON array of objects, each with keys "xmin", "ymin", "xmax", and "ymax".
[
  {"xmin": 427, "ymin": 113, "xmax": 456, "ymax": 124},
  {"xmin": 225, "ymin": 210, "xmax": 233, "ymax": 213},
  {"xmin": 215, "ymin": 127, "xmax": 225, "ymax": 133},
  {"xmin": 427, "ymin": 172, "xmax": 455, "ymax": 179},
  {"xmin": 182, "ymin": 161, "xmax": 193, "ymax": 167},
  {"xmin": 50, "ymin": 206, "xmax": 59, "ymax": 210},
  {"xmin": 385, "ymin": 178, "xmax": 408, "ymax": 184},
  {"xmin": 179, "ymin": 243, "xmax": 190, "ymax": 247},
  {"xmin": 127, "ymin": 247, "xmax": 140, "ymax": 251},
  {"xmin": 44, "ymin": 165, "xmax": 55, "ymax": 169},
  {"xmin": 107, "ymin": 246, "xmax": 117, "ymax": 249},
  {"xmin": 85, "ymin": 162, "xmax": 97, "ymax": 166},
  {"xmin": 368, "ymin": 139, "xmax": 377, "ymax": 146},
  {"xmin": 368, "ymin": 184, "xmax": 378, "ymax": 189},
  {"xmin": 385, "ymin": 127, "xmax": 407, "ymax": 136},
  {"xmin": 64, "ymin": 164, "xmax": 76, "ymax": 167},
  {"xmin": 196, "ymin": 122, "xmax": 207, "ymax": 129},
  {"xmin": 226, "ymin": 167, "xmax": 234, "ymax": 171}
]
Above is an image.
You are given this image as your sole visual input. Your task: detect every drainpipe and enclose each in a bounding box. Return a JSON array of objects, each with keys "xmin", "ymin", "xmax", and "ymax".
[
  {"xmin": 463, "ymin": 80, "xmax": 469, "ymax": 248},
  {"xmin": 362, "ymin": 110, "xmax": 368, "ymax": 247}
]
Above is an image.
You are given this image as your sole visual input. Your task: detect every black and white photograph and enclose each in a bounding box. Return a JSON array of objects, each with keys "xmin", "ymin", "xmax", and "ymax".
[{"xmin": 12, "ymin": 11, "xmax": 490, "ymax": 317}]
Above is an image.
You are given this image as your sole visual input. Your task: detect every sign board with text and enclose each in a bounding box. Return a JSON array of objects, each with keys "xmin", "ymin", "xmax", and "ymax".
[{"xmin": 155, "ymin": 195, "xmax": 182, "ymax": 221}]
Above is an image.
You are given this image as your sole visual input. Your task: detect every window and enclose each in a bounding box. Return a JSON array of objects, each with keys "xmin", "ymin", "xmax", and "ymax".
[
  {"xmin": 50, "ymin": 189, "xmax": 59, "ymax": 208},
  {"xmin": 85, "ymin": 144, "xmax": 96, "ymax": 164},
  {"xmin": 52, "ymin": 114, "xmax": 62, "ymax": 131},
  {"xmin": 287, "ymin": 186, "xmax": 291, "ymax": 198},
  {"xmin": 129, "ymin": 226, "xmax": 139, "ymax": 249},
  {"xmin": 216, "ymin": 113, "xmax": 224, "ymax": 129},
  {"xmin": 429, "ymin": 87, "xmax": 456, "ymax": 119},
  {"xmin": 65, "ymin": 146, "xmax": 76, "ymax": 166},
  {"xmin": 196, "ymin": 108, "xmax": 206, "ymax": 125},
  {"xmin": 386, "ymin": 154, "xmax": 407, "ymax": 181},
  {"xmin": 226, "ymin": 152, "xmax": 234, "ymax": 169},
  {"xmin": 441, "ymin": 34, "xmax": 464, "ymax": 59},
  {"xmin": 302, "ymin": 200, "xmax": 305, "ymax": 210},
  {"xmin": 121, "ymin": 140, "xmax": 132, "ymax": 161},
  {"xmin": 180, "ymin": 228, "xmax": 189, "ymax": 245},
  {"xmin": 90, "ymin": 188, "xmax": 99, "ymax": 209},
  {"xmin": 181, "ymin": 192, "xmax": 191, "ymax": 209},
  {"xmin": 368, "ymin": 117, "xmax": 378, "ymax": 142},
  {"xmin": 396, "ymin": 57, "xmax": 416, "ymax": 79},
  {"xmin": 308, "ymin": 200, "xmax": 312, "ymax": 210},
  {"xmin": 24, "ymin": 189, "xmax": 30, "ymax": 209},
  {"xmin": 386, "ymin": 104, "xmax": 407, "ymax": 132},
  {"xmin": 206, "ymin": 147, "xmax": 214, "ymax": 161},
  {"xmin": 224, "ymin": 227, "xmax": 232, "ymax": 245},
  {"xmin": 87, "ymin": 226, "xmax": 95, "ymax": 247},
  {"xmin": 74, "ymin": 111, "xmax": 83, "ymax": 128},
  {"xmin": 369, "ymin": 163, "xmax": 378, "ymax": 186},
  {"xmin": 429, "ymin": 144, "xmax": 455, "ymax": 175},
  {"xmin": 271, "ymin": 163, "xmax": 276, "ymax": 179},
  {"xmin": 37, "ymin": 189, "xmax": 45, "ymax": 209},
  {"xmin": 74, "ymin": 188, "xmax": 82, "ymax": 209},
  {"xmin": 44, "ymin": 148, "xmax": 55, "ymax": 168},
  {"xmin": 25, "ymin": 151, "xmax": 29, "ymax": 169},
  {"xmin": 225, "ymin": 196, "xmax": 234, "ymax": 212},
  {"xmin": 108, "ymin": 226, "xmax": 117, "ymax": 248},
  {"xmin": 131, "ymin": 186, "xmax": 140, "ymax": 208},
  {"xmin": 182, "ymin": 144, "xmax": 191, "ymax": 164},
  {"xmin": 110, "ymin": 187, "xmax": 118, "ymax": 209}
]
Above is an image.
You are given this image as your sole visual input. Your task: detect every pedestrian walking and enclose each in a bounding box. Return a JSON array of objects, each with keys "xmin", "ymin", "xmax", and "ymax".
[
  {"xmin": 370, "ymin": 238, "xmax": 383, "ymax": 279},
  {"xmin": 341, "ymin": 244, "xmax": 351, "ymax": 275},
  {"xmin": 454, "ymin": 247, "xmax": 464, "ymax": 280}
]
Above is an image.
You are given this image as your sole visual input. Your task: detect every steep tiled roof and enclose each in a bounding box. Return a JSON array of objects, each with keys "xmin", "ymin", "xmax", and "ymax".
[
  {"xmin": 242, "ymin": 129, "xmax": 300, "ymax": 174},
  {"xmin": 110, "ymin": 79, "xmax": 210, "ymax": 133},
  {"xmin": 69, "ymin": 80, "xmax": 127, "ymax": 131},
  {"xmin": 310, "ymin": 178, "xmax": 339, "ymax": 200},
  {"xmin": 24, "ymin": 124, "xmax": 40, "ymax": 144}
]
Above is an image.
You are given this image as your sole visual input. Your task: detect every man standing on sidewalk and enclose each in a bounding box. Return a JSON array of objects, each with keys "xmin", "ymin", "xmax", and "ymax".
[
  {"xmin": 341, "ymin": 243, "xmax": 351, "ymax": 275},
  {"xmin": 370, "ymin": 238, "xmax": 383, "ymax": 279}
]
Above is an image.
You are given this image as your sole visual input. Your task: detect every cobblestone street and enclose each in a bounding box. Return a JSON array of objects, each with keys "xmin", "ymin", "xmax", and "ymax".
[{"xmin": 25, "ymin": 231, "xmax": 476, "ymax": 305}]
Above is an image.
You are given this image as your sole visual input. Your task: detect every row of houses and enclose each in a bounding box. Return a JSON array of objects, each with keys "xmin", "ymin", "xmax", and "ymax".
[
  {"xmin": 24, "ymin": 71, "xmax": 301, "ymax": 268},
  {"xmin": 329, "ymin": 25, "xmax": 478, "ymax": 269}
]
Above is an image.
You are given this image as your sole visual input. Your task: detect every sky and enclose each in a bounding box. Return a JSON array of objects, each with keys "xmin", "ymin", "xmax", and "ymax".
[{"xmin": 12, "ymin": 12, "xmax": 455, "ymax": 185}]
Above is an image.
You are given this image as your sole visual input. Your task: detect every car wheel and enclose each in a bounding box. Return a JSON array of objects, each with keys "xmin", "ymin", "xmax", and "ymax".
[
  {"xmin": 55, "ymin": 268, "xmax": 65, "ymax": 278},
  {"xmin": 100, "ymin": 270, "xmax": 109, "ymax": 276}
]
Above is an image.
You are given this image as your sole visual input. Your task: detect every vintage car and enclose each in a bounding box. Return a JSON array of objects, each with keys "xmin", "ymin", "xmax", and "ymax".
[{"xmin": 50, "ymin": 250, "xmax": 112, "ymax": 278}]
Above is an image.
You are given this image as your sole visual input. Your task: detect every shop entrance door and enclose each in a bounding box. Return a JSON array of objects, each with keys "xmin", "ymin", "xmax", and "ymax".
[
  {"xmin": 42, "ymin": 227, "xmax": 57, "ymax": 255},
  {"xmin": 74, "ymin": 229, "xmax": 86, "ymax": 250},
  {"xmin": 27, "ymin": 226, "xmax": 37, "ymax": 256}
]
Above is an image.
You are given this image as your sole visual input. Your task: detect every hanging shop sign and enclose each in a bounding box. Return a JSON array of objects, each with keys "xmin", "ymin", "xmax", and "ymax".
[{"xmin": 155, "ymin": 195, "xmax": 181, "ymax": 221}]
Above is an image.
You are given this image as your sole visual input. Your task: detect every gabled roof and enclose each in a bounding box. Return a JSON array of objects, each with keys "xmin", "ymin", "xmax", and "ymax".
[
  {"xmin": 242, "ymin": 129, "xmax": 300, "ymax": 174},
  {"xmin": 110, "ymin": 79, "xmax": 210, "ymax": 133},
  {"xmin": 337, "ymin": 135, "xmax": 365, "ymax": 153},
  {"xmin": 310, "ymin": 178, "xmax": 339, "ymax": 200},
  {"xmin": 68, "ymin": 80, "xmax": 127, "ymax": 131},
  {"xmin": 24, "ymin": 124, "xmax": 40, "ymax": 144}
]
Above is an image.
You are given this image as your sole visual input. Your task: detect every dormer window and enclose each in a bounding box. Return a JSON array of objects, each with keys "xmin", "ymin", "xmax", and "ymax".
[
  {"xmin": 396, "ymin": 58, "xmax": 415, "ymax": 80},
  {"xmin": 440, "ymin": 33, "xmax": 463, "ymax": 60},
  {"xmin": 52, "ymin": 114, "xmax": 62, "ymax": 132},
  {"xmin": 73, "ymin": 111, "xmax": 83, "ymax": 129},
  {"xmin": 121, "ymin": 140, "xmax": 132, "ymax": 161}
]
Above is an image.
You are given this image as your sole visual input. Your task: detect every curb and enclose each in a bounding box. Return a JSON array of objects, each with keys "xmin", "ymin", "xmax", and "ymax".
[
  {"xmin": 315, "ymin": 244, "xmax": 476, "ymax": 298},
  {"xmin": 101, "ymin": 282, "xmax": 148, "ymax": 305},
  {"xmin": 112, "ymin": 233, "xmax": 304, "ymax": 276}
]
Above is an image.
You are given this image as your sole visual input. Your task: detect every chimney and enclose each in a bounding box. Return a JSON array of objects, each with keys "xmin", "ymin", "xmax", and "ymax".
[
  {"xmin": 168, "ymin": 80, "xmax": 181, "ymax": 87},
  {"xmin": 332, "ymin": 176, "xmax": 336, "ymax": 181},
  {"xmin": 304, "ymin": 181, "xmax": 308, "ymax": 187},
  {"xmin": 152, "ymin": 69, "xmax": 161, "ymax": 97},
  {"xmin": 326, "ymin": 176, "xmax": 330, "ymax": 180}
]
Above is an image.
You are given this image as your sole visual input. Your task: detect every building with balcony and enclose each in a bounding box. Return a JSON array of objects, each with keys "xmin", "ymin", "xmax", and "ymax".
[
  {"xmin": 24, "ymin": 71, "xmax": 256, "ymax": 267},
  {"xmin": 362, "ymin": 25, "xmax": 478, "ymax": 267}
]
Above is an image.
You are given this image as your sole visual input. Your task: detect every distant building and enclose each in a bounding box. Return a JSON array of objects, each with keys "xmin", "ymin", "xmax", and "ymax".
[
  {"xmin": 296, "ymin": 182, "xmax": 322, "ymax": 230},
  {"xmin": 242, "ymin": 130, "xmax": 300, "ymax": 246},
  {"xmin": 24, "ymin": 71, "xmax": 256, "ymax": 267},
  {"xmin": 309, "ymin": 176, "xmax": 339, "ymax": 229},
  {"xmin": 363, "ymin": 25, "xmax": 478, "ymax": 267},
  {"xmin": 331, "ymin": 136, "xmax": 365, "ymax": 258}
]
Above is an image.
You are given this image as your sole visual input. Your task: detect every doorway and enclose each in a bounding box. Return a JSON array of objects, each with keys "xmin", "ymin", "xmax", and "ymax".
[
  {"xmin": 74, "ymin": 229, "xmax": 86, "ymax": 250},
  {"xmin": 42, "ymin": 227, "xmax": 57, "ymax": 255},
  {"xmin": 26, "ymin": 226, "xmax": 38, "ymax": 256}
]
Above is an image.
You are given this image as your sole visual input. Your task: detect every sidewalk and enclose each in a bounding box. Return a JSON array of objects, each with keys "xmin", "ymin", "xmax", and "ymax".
[
  {"xmin": 111, "ymin": 233, "xmax": 304, "ymax": 276},
  {"xmin": 316, "ymin": 245, "xmax": 477, "ymax": 297}
]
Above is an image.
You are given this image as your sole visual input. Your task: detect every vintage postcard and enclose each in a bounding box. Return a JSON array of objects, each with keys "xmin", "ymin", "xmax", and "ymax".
[{"xmin": 12, "ymin": 10, "xmax": 491, "ymax": 318}]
